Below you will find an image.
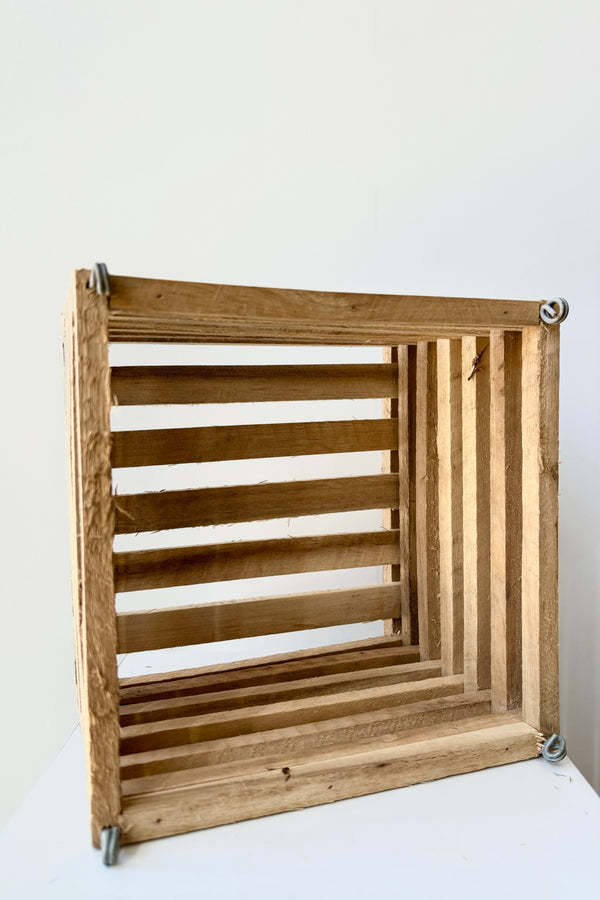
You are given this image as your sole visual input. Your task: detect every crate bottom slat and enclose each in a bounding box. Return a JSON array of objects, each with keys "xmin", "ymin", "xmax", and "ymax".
[{"xmin": 118, "ymin": 717, "xmax": 540, "ymax": 844}]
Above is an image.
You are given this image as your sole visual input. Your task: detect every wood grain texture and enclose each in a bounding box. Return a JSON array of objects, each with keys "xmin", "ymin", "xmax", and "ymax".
[
  {"xmin": 119, "ymin": 660, "xmax": 443, "ymax": 726},
  {"xmin": 119, "ymin": 692, "xmax": 492, "ymax": 781},
  {"xmin": 102, "ymin": 272, "xmax": 541, "ymax": 348},
  {"xmin": 114, "ymin": 474, "xmax": 399, "ymax": 534},
  {"xmin": 462, "ymin": 336, "xmax": 491, "ymax": 692},
  {"xmin": 118, "ymin": 721, "xmax": 540, "ymax": 841},
  {"xmin": 117, "ymin": 583, "xmax": 401, "ymax": 653},
  {"xmin": 67, "ymin": 271, "xmax": 120, "ymax": 846},
  {"xmin": 415, "ymin": 342, "xmax": 440, "ymax": 659},
  {"xmin": 119, "ymin": 675, "xmax": 465, "ymax": 754},
  {"xmin": 111, "ymin": 419, "xmax": 398, "ymax": 468},
  {"xmin": 114, "ymin": 529, "xmax": 400, "ymax": 593},
  {"xmin": 111, "ymin": 364, "xmax": 398, "ymax": 405},
  {"xmin": 490, "ymin": 331, "xmax": 523, "ymax": 712},
  {"xmin": 382, "ymin": 347, "xmax": 400, "ymax": 636},
  {"xmin": 437, "ymin": 339, "xmax": 464, "ymax": 675},
  {"xmin": 521, "ymin": 324, "xmax": 560, "ymax": 735}
]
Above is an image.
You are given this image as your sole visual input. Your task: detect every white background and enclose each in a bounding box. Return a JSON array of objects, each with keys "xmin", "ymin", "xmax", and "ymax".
[{"xmin": 1, "ymin": 0, "xmax": 599, "ymax": 829}]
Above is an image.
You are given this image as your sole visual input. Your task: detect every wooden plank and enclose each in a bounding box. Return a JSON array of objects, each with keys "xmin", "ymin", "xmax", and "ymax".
[
  {"xmin": 119, "ymin": 643, "xmax": 419, "ymax": 705},
  {"xmin": 119, "ymin": 692, "xmax": 492, "ymax": 780},
  {"xmin": 114, "ymin": 529, "xmax": 400, "ymax": 593},
  {"xmin": 111, "ymin": 363, "xmax": 398, "ymax": 405},
  {"xmin": 437, "ymin": 339, "xmax": 464, "ymax": 675},
  {"xmin": 415, "ymin": 342, "xmax": 440, "ymax": 659},
  {"xmin": 462, "ymin": 336, "xmax": 491, "ymax": 692},
  {"xmin": 120, "ymin": 709, "xmax": 520, "ymax": 796},
  {"xmin": 117, "ymin": 583, "xmax": 401, "ymax": 653},
  {"xmin": 521, "ymin": 324, "xmax": 560, "ymax": 735},
  {"xmin": 103, "ymin": 272, "xmax": 541, "ymax": 346},
  {"xmin": 111, "ymin": 418, "xmax": 398, "ymax": 468},
  {"xmin": 382, "ymin": 347, "xmax": 400, "ymax": 636},
  {"xmin": 67, "ymin": 270, "xmax": 120, "ymax": 847},
  {"xmin": 114, "ymin": 474, "xmax": 399, "ymax": 534},
  {"xmin": 118, "ymin": 721, "xmax": 540, "ymax": 841},
  {"xmin": 119, "ymin": 675, "xmax": 465, "ymax": 753},
  {"xmin": 119, "ymin": 660, "xmax": 443, "ymax": 726},
  {"xmin": 490, "ymin": 331, "xmax": 523, "ymax": 712}
]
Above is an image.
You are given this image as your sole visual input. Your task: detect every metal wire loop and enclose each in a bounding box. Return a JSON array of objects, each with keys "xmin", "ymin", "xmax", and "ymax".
[
  {"xmin": 88, "ymin": 262, "xmax": 111, "ymax": 296},
  {"xmin": 540, "ymin": 296, "xmax": 569, "ymax": 325},
  {"xmin": 541, "ymin": 733, "xmax": 567, "ymax": 762}
]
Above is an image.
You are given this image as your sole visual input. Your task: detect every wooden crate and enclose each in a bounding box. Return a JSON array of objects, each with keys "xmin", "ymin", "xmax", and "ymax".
[{"xmin": 63, "ymin": 268, "xmax": 563, "ymax": 852}]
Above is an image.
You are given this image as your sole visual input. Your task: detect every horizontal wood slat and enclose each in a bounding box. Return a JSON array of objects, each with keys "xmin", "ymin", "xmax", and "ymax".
[
  {"xmin": 111, "ymin": 418, "xmax": 398, "ymax": 468},
  {"xmin": 116, "ymin": 583, "xmax": 402, "ymax": 653},
  {"xmin": 119, "ymin": 641, "xmax": 419, "ymax": 705},
  {"xmin": 119, "ymin": 693, "xmax": 494, "ymax": 782},
  {"xmin": 114, "ymin": 474, "xmax": 399, "ymax": 534},
  {"xmin": 114, "ymin": 529, "xmax": 400, "ymax": 593},
  {"xmin": 119, "ymin": 674, "xmax": 465, "ymax": 754},
  {"xmin": 103, "ymin": 273, "xmax": 541, "ymax": 347},
  {"xmin": 111, "ymin": 364, "xmax": 398, "ymax": 405},
  {"xmin": 119, "ymin": 660, "xmax": 443, "ymax": 726},
  {"xmin": 118, "ymin": 720, "xmax": 539, "ymax": 842}
]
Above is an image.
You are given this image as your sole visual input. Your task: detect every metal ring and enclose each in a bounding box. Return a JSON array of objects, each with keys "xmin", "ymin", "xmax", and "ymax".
[
  {"xmin": 88, "ymin": 262, "xmax": 111, "ymax": 296},
  {"xmin": 540, "ymin": 297, "xmax": 569, "ymax": 325},
  {"xmin": 541, "ymin": 733, "xmax": 567, "ymax": 762},
  {"xmin": 100, "ymin": 826, "xmax": 120, "ymax": 866}
]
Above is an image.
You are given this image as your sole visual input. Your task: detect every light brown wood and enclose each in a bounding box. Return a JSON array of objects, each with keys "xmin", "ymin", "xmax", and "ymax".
[
  {"xmin": 114, "ymin": 529, "xmax": 400, "ymax": 593},
  {"xmin": 490, "ymin": 331, "xmax": 523, "ymax": 712},
  {"xmin": 114, "ymin": 474, "xmax": 399, "ymax": 534},
  {"xmin": 382, "ymin": 347, "xmax": 400, "ymax": 636},
  {"xmin": 521, "ymin": 324, "xmax": 560, "ymax": 735},
  {"xmin": 462, "ymin": 336, "xmax": 491, "ymax": 692},
  {"xmin": 103, "ymin": 272, "xmax": 541, "ymax": 347},
  {"xmin": 415, "ymin": 342, "xmax": 440, "ymax": 659},
  {"xmin": 437, "ymin": 339, "xmax": 464, "ymax": 675},
  {"xmin": 118, "ymin": 721, "xmax": 540, "ymax": 842},
  {"xmin": 111, "ymin": 418, "xmax": 398, "ymax": 468},
  {"xmin": 119, "ymin": 660, "xmax": 443, "ymax": 726},
  {"xmin": 111, "ymin": 363, "xmax": 398, "ymax": 405},
  {"xmin": 66, "ymin": 271, "xmax": 120, "ymax": 847},
  {"xmin": 117, "ymin": 583, "xmax": 402, "ymax": 653},
  {"xmin": 119, "ymin": 692, "xmax": 492, "ymax": 780},
  {"xmin": 119, "ymin": 675, "xmax": 465, "ymax": 754}
]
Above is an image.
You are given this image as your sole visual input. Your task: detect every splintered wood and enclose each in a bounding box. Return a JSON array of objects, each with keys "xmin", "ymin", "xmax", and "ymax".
[{"xmin": 64, "ymin": 270, "xmax": 561, "ymax": 850}]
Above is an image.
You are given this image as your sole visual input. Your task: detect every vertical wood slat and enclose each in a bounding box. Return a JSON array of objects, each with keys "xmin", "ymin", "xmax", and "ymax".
[
  {"xmin": 462, "ymin": 336, "xmax": 491, "ymax": 692},
  {"xmin": 68, "ymin": 271, "xmax": 120, "ymax": 847},
  {"xmin": 521, "ymin": 324, "xmax": 560, "ymax": 735},
  {"xmin": 415, "ymin": 342, "xmax": 440, "ymax": 659},
  {"xmin": 382, "ymin": 347, "xmax": 400, "ymax": 636},
  {"xmin": 437, "ymin": 340, "xmax": 464, "ymax": 675},
  {"xmin": 490, "ymin": 331, "xmax": 523, "ymax": 712}
]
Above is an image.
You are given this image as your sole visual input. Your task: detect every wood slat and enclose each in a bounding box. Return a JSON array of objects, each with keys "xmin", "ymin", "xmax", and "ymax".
[
  {"xmin": 437, "ymin": 339, "xmax": 464, "ymax": 675},
  {"xmin": 490, "ymin": 331, "xmax": 523, "ymax": 712},
  {"xmin": 382, "ymin": 346, "xmax": 400, "ymax": 635},
  {"xmin": 118, "ymin": 721, "xmax": 540, "ymax": 842},
  {"xmin": 111, "ymin": 363, "xmax": 398, "ymax": 405},
  {"xmin": 117, "ymin": 583, "xmax": 401, "ymax": 653},
  {"xmin": 415, "ymin": 342, "xmax": 440, "ymax": 659},
  {"xmin": 119, "ymin": 692, "xmax": 492, "ymax": 780},
  {"xmin": 103, "ymin": 272, "xmax": 541, "ymax": 348},
  {"xmin": 114, "ymin": 529, "xmax": 400, "ymax": 593},
  {"xmin": 462, "ymin": 336, "xmax": 491, "ymax": 692},
  {"xmin": 65, "ymin": 271, "xmax": 120, "ymax": 847},
  {"xmin": 114, "ymin": 474, "xmax": 399, "ymax": 534},
  {"xmin": 119, "ymin": 674, "xmax": 465, "ymax": 754},
  {"xmin": 521, "ymin": 324, "xmax": 560, "ymax": 735},
  {"xmin": 119, "ymin": 660, "xmax": 443, "ymax": 726},
  {"xmin": 111, "ymin": 418, "xmax": 398, "ymax": 468},
  {"xmin": 119, "ymin": 640, "xmax": 419, "ymax": 705}
]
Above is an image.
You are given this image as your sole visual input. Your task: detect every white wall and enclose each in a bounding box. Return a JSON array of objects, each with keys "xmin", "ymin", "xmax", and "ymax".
[{"xmin": 1, "ymin": 0, "xmax": 599, "ymax": 827}]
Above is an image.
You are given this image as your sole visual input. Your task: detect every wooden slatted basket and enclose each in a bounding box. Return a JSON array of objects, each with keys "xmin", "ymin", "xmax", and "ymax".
[{"xmin": 63, "ymin": 268, "xmax": 563, "ymax": 854}]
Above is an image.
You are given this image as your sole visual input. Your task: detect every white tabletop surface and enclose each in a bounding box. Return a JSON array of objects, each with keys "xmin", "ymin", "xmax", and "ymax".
[{"xmin": 1, "ymin": 724, "xmax": 599, "ymax": 900}]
